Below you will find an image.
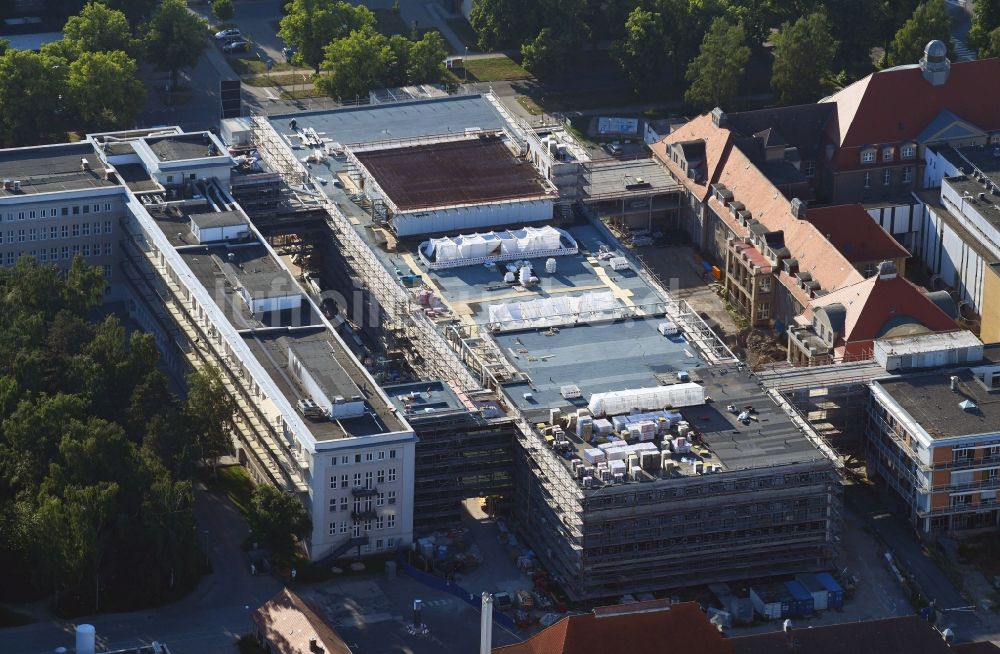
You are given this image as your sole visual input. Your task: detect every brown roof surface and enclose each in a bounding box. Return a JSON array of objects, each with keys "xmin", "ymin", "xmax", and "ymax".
[
  {"xmin": 252, "ymin": 589, "xmax": 353, "ymax": 654},
  {"xmin": 494, "ymin": 600, "xmax": 731, "ymax": 654},
  {"xmin": 806, "ymin": 205, "xmax": 910, "ymax": 264},
  {"xmin": 731, "ymin": 616, "xmax": 958, "ymax": 654},
  {"xmin": 822, "ymin": 58, "xmax": 1000, "ymax": 166},
  {"xmin": 653, "ymin": 114, "xmax": 733, "ymax": 202},
  {"xmin": 353, "ymin": 135, "xmax": 551, "ymax": 212}
]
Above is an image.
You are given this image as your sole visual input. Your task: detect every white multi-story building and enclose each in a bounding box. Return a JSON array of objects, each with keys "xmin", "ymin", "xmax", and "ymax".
[{"xmin": 0, "ymin": 128, "xmax": 416, "ymax": 561}]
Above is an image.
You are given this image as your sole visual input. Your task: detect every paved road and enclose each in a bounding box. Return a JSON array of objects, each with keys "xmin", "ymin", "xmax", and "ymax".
[{"xmin": 0, "ymin": 489, "xmax": 281, "ymax": 654}]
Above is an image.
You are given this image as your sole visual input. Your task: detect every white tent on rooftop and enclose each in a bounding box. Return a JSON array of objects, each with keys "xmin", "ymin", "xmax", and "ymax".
[
  {"xmin": 588, "ymin": 383, "xmax": 705, "ymax": 416},
  {"xmin": 419, "ymin": 225, "xmax": 575, "ymax": 269},
  {"xmin": 488, "ymin": 291, "xmax": 620, "ymax": 331}
]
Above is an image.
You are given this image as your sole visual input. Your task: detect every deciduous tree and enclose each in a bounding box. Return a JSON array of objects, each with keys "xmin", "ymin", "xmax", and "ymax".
[
  {"xmin": 247, "ymin": 486, "xmax": 312, "ymax": 566},
  {"xmin": 610, "ymin": 6, "xmax": 668, "ymax": 93},
  {"xmin": 684, "ymin": 18, "xmax": 750, "ymax": 110},
  {"xmin": 66, "ymin": 50, "xmax": 145, "ymax": 132},
  {"xmin": 279, "ymin": 0, "xmax": 376, "ymax": 72},
  {"xmin": 521, "ymin": 28, "xmax": 576, "ymax": 79},
  {"xmin": 886, "ymin": 0, "xmax": 952, "ymax": 67},
  {"xmin": 213, "ymin": 0, "xmax": 236, "ymax": 23},
  {"xmin": 144, "ymin": 0, "xmax": 208, "ymax": 88},
  {"xmin": 770, "ymin": 11, "xmax": 838, "ymax": 104},
  {"xmin": 63, "ymin": 2, "xmax": 139, "ymax": 58}
]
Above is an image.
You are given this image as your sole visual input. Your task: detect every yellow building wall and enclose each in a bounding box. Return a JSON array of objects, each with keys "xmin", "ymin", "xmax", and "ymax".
[{"xmin": 982, "ymin": 263, "xmax": 1000, "ymax": 345}]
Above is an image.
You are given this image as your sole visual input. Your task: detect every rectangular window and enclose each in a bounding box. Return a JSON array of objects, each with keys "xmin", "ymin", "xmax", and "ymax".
[
  {"xmin": 340, "ymin": 474, "xmax": 348, "ymax": 488},
  {"xmin": 902, "ymin": 166, "xmax": 913, "ymax": 183},
  {"xmin": 378, "ymin": 450, "xmax": 386, "ymax": 460},
  {"xmin": 104, "ymin": 203, "xmax": 111, "ymax": 212},
  {"xmin": 330, "ymin": 476, "xmax": 336, "ymax": 489},
  {"xmin": 804, "ymin": 161, "xmax": 816, "ymax": 178},
  {"xmin": 376, "ymin": 516, "xmax": 384, "ymax": 530},
  {"xmin": 72, "ymin": 224, "xmax": 80, "ymax": 237},
  {"xmin": 954, "ymin": 448, "xmax": 975, "ymax": 462},
  {"xmin": 387, "ymin": 514, "xmax": 395, "ymax": 528},
  {"xmin": 104, "ymin": 220, "xmax": 112, "ymax": 234},
  {"xmin": 92, "ymin": 204, "xmax": 99, "ymax": 214},
  {"xmin": 389, "ymin": 449, "xmax": 397, "ymax": 459},
  {"xmin": 166, "ymin": 175, "xmax": 174, "ymax": 184},
  {"xmin": 28, "ymin": 228, "xmax": 36, "ymax": 241},
  {"xmin": 377, "ymin": 493, "xmax": 385, "ymax": 507},
  {"xmin": 355, "ymin": 454, "xmax": 362, "ymax": 463},
  {"xmin": 39, "ymin": 250, "xmax": 47, "ymax": 262},
  {"xmin": 61, "ymin": 207, "xmax": 69, "ymax": 216},
  {"xmin": 49, "ymin": 226, "xmax": 57, "ymax": 239},
  {"xmin": 29, "ymin": 210, "xmax": 36, "ymax": 219},
  {"xmin": 17, "ymin": 212, "xmax": 24, "ymax": 220},
  {"xmin": 365, "ymin": 471, "xmax": 373, "ymax": 489},
  {"xmin": 366, "ymin": 452, "xmax": 374, "ymax": 462},
  {"xmin": 902, "ymin": 145, "xmax": 915, "ymax": 159},
  {"xmin": 103, "ymin": 265, "xmax": 111, "ymax": 278},
  {"xmin": 340, "ymin": 496, "xmax": 348, "ymax": 511},
  {"xmin": 377, "ymin": 469, "xmax": 385, "ymax": 484},
  {"xmin": 882, "ymin": 147, "xmax": 893, "ymax": 162},
  {"xmin": 341, "ymin": 455, "xmax": 349, "ymax": 465},
  {"xmin": 340, "ymin": 522, "xmax": 348, "ymax": 534},
  {"xmin": 883, "ymin": 169, "xmax": 892, "ymax": 186},
  {"xmin": 353, "ymin": 472, "xmax": 361, "ymax": 488},
  {"xmin": 329, "ymin": 522, "xmax": 335, "ymax": 536},
  {"xmin": 82, "ymin": 205, "xmax": 89, "ymax": 214},
  {"xmin": 387, "ymin": 537, "xmax": 395, "ymax": 549},
  {"xmin": 388, "ymin": 490, "xmax": 396, "ymax": 505},
  {"xmin": 863, "ymin": 171, "xmax": 872, "ymax": 188},
  {"xmin": 72, "ymin": 206, "xmax": 80, "ymax": 215},
  {"xmin": 104, "ymin": 243, "xmax": 112, "ymax": 256},
  {"xmin": 82, "ymin": 223, "xmax": 90, "ymax": 236},
  {"xmin": 388, "ymin": 468, "xmax": 396, "ymax": 482},
  {"xmin": 5, "ymin": 252, "xmax": 14, "ymax": 265},
  {"xmin": 376, "ymin": 538, "xmax": 384, "ymax": 550},
  {"xmin": 62, "ymin": 246, "xmax": 69, "ymax": 260},
  {"xmin": 72, "ymin": 244, "xmax": 79, "ymax": 256},
  {"xmin": 17, "ymin": 229, "xmax": 24, "ymax": 242},
  {"xmin": 83, "ymin": 244, "xmax": 91, "ymax": 257},
  {"xmin": 61, "ymin": 225, "xmax": 68, "ymax": 238},
  {"xmin": 862, "ymin": 151, "xmax": 875, "ymax": 163},
  {"xmin": 329, "ymin": 499, "xmax": 337, "ymax": 513},
  {"xmin": 331, "ymin": 456, "xmax": 337, "ymax": 466},
  {"xmin": 756, "ymin": 303, "xmax": 770, "ymax": 321}
]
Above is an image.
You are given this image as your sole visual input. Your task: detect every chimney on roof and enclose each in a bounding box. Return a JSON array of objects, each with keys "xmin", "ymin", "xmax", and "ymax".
[
  {"xmin": 950, "ymin": 375, "xmax": 960, "ymax": 391},
  {"xmin": 711, "ymin": 107, "xmax": 728, "ymax": 129},
  {"xmin": 920, "ymin": 39, "xmax": 950, "ymax": 86},
  {"xmin": 790, "ymin": 197, "xmax": 807, "ymax": 218}
]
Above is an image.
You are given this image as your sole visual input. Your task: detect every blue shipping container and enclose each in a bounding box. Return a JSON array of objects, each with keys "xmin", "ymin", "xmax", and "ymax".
[
  {"xmin": 815, "ymin": 573, "xmax": 844, "ymax": 609},
  {"xmin": 783, "ymin": 580, "xmax": 815, "ymax": 616}
]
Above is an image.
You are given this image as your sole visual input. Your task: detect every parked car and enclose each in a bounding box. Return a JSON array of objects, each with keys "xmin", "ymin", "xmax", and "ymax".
[
  {"xmin": 214, "ymin": 28, "xmax": 241, "ymax": 40},
  {"xmin": 223, "ymin": 40, "xmax": 250, "ymax": 53}
]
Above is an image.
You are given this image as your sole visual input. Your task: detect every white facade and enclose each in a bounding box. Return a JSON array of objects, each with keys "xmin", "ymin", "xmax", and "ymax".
[{"xmin": 391, "ymin": 197, "xmax": 554, "ymax": 237}]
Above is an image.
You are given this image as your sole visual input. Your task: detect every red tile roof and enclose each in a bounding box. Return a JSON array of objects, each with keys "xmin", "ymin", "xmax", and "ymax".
[
  {"xmin": 731, "ymin": 615, "xmax": 961, "ymax": 654},
  {"xmin": 653, "ymin": 114, "xmax": 733, "ymax": 202},
  {"xmin": 493, "ymin": 600, "xmax": 731, "ymax": 654},
  {"xmin": 252, "ymin": 589, "xmax": 353, "ymax": 654},
  {"xmin": 811, "ymin": 273, "xmax": 957, "ymax": 358},
  {"xmin": 806, "ymin": 205, "xmax": 910, "ymax": 264},
  {"xmin": 821, "ymin": 58, "xmax": 1000, "ymax": 168}
]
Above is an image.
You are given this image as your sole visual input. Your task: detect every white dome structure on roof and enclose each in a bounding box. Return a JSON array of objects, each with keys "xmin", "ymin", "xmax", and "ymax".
[{"xmin": 418, "ymin": 225, "xmax": 577, "ymax": 270}]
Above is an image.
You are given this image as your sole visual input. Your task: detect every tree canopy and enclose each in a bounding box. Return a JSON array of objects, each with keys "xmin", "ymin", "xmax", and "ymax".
[
  {"xmin": 66, "ymin": 50, "xmax": 145, "ymax": 131},
  {"xmin": 247, "ymin": 486, "xmax": 312, "ymax": 567},
  {"xmin": 770, "ymin": 11, "xmax": 839, "ymax": 105},
  {"xmin": 315, "ymin": 28, "xmax": 447, "ymax": 100},
  {"xmin": 0, "ymin": 258, "xmax": 238, "ymax": 614},
  {"xmin": 279, "ymin": 0, "xmax": 377, "ymax": 72},
  {"xmin": 886, "ymin": 0, "xmax": 952, "ymax": 67},
  {"xmin": 969, "ymin": 0, "xmax": 1000, "ymax": 50},
  {"xmin": 63, "ymin": 2, "xmax": 139, "ymax": 59},
  {"xmin": 144, "ymin": 0, "xmax": 208, "ymax": 85},
  {"xmin": 213, "ymin": 0, "xmax": 236, "ymax": 23},
  {"xmin": 684, "ymin": 18, "xmax": 750, "ymax": 110}
]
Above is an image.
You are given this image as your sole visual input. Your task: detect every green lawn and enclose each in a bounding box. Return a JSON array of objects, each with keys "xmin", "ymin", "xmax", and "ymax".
[
  {"xmin": 207, "ymin": 465, "xmax": 255, "ymax": 517},
  {"xmin": 228, "ymin": 56, "xmax": 294, "ymax": 76},
  {"xmin": 244, "ymin": 73, "xmax": 313, "ymax": 88},
  {"xmin": 280, "ymin": 88, "xmax": 328, "ymax": 100},
  {"xmin": 515, "ymin": 95, "xmax": 544, "ymax": 115},
  {"xmin": 463, "ymin": 55, "xmax": 531, "ymax": 82},
  {"xmin": 445, "ymin": 17, "xmax": 480, "ymax": 49}
]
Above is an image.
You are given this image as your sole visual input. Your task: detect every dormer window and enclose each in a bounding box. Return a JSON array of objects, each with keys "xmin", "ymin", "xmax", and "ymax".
[
  {"xmin": 882, "ymin": 147, "xmax": 894, "ymax": 162},
  {"xmin": 861, "ymin": 149, "xmax": 876, "ymax": 164},
  {"xmin": 991, "ymin": 134, "xmax": 1000, "ymax": 145},
  {"xmin": 901, "ymin": 144, "xmax": 916, "ymax": 159}
]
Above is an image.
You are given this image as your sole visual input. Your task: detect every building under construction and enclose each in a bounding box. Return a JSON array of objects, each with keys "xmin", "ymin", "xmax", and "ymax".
[{"xmin": 244, "ymin": 93, "xmax": 842, "ymax": 601}]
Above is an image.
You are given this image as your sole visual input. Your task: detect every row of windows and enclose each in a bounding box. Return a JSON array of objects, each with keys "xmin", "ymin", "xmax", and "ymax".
[
  {"xmin": 327, "ymin": 514, "xmax": 397, "ymax": 536},
  {"xmin": 330, "ymin": 449, "xmax": 397, "ymax": 466},
  {"xmin": 4, "ymin": 247, "xmax": 112, "ymax": 265},
  {"xmin": 863, "ymin": 167, "xmax": 914, "ymax": 188},
  {"xmin": 3, "ymin": 221, "xmax": 113, "ymax": 242},
  {"xmin": 329, "ymin": 491, "xmax": 396, "ymax": 512},
  {"xmin": 861, "ymin": 145, "xmax": 916, "ymax": 164},
  {"xmin": 330, "ymin": 468, "xmax": 397, "ymax": 489},
  {"xmin": 4, "ymin": 203, "xmax": 114, "ymax": 222}
]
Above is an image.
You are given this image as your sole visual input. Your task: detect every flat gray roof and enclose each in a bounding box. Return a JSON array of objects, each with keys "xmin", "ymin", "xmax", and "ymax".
[
  {"xmin": 877, "ymin": 369, "xmax": 1000, "ymax": 439},
  {"xmin": 191, "ymin": 209, "xmax": 248, "ymax": 230},
  {"xmin": 0, "ymin": 143, "xmax": 117, "ymax": 196},
  {"xmin": 115, "ymin": 163, "xmax": 160, "ymax": 193},
  {"xmin": 268, "ymin": 94, "xmax": 504, "ymax": 146},
  {"xmin": 145, "ymin": 133, "xmax": 221, "ymax": 162},
  {"xmin": 583, "ymin": 158, "xmax": 682, "ymax": 201},
  {"xmin": 243, "ymin": 329, "xmax": 405, "ymax": 441},
  {"xmin": 217, "ymin": 248, "xmax": 299, "ymax": 298}
]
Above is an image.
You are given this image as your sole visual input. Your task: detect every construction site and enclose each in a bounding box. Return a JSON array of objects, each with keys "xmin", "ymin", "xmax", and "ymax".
[{"xmin": 231, "ymin": 92, "xmax": 843, "ymax": 600}]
